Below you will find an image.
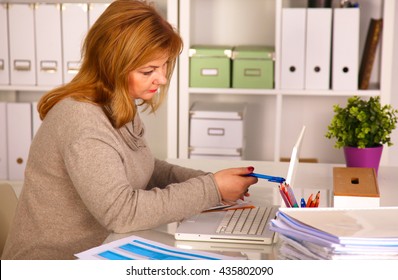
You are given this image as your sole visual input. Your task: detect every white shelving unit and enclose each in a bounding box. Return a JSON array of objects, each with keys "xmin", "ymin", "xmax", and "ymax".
[
  {"xmin": 176, "ymin": 0, "xmax": 396, "ymax": 165},
  {"xmin": 1, "ymin": 0, "xmax": 396, "ymax": 167}
]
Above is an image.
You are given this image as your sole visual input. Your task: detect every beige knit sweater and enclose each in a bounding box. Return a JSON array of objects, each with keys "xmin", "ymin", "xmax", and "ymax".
[{"xmin": 2, "ymin": 98, "xmax": 221, "ymax": 259}]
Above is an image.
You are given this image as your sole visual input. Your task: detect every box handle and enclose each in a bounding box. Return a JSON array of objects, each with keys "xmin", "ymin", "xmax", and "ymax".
[
  {"xmin": 244, "ymin": 68, "xmax": 261, "ymax": 77},
  {"xmin": 67, "ymin": 61, "xmax": 81, "ymax": 74},
  {"xmin": 208, "ymin": 128, "xmax": 225, "ymax": 136},
  {"xmin": 40, "ymin": 60, "xmax": 58, "ymax": 73},
  {"xmin": 201, "ymin": 68, "xmax": 218, "ymax": 76},
  {"xmin": 14, "ymin": 60, "xmax": 31, "ymax": 71}
]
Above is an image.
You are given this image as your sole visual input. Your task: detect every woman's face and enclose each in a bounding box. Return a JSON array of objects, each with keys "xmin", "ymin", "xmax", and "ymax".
[{"xmin": 128, "ymin": 55, "xmax": 169, "ymax": 100}]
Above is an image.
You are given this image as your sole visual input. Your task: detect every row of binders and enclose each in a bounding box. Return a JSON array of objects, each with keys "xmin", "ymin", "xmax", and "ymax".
[
  {"xmin": 0, "ymin": 2, "xmax": 110, "ymax": 87},
  {"xmin": 280, "ymin": 7, "xmax": 360, "ymax": 91},
  {"xmin": 270, "ymin": 207, "xmax": 398, "ymax": 260},
  {"xmin": 0, "ymin": 102, "xmax": 41, "ymax": 181}
]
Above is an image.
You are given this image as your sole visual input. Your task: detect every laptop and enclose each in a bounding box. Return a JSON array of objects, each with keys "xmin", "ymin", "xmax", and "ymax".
[{"xmin": 175, "ymin": 126, "xmax": 306, "ymax": 245}]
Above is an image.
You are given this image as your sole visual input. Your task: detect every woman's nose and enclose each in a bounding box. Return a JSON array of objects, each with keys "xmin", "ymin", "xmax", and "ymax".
[{"xmin": 154, "ymin": 71, "xmax": 167, "ymax": 85}]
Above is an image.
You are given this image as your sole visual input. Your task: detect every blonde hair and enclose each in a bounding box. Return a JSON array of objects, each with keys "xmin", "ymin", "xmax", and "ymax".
[{"xmin": 38, "ymin": 0, "xmax": 183, "ymax": 128}]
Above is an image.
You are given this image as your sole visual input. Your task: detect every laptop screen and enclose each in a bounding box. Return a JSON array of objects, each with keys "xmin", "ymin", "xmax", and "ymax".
[{"xmin": 285, "ymin": 126, "xmax": 306, "ymax": 187}]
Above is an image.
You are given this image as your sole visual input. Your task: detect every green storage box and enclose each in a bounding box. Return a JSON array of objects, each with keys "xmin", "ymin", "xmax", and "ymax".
[
  {"xmin": 189, "ymin": 45, "xmax": 232, "ymax": 88},
  {"xmin": 232, "ymin": 46, "xmax": 275, "ymax": 89}
]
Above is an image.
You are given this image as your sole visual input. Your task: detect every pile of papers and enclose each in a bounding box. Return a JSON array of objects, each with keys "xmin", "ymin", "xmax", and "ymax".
[{"xmin": 270, "ymin": 207, "xmax": 398, "ymax": 260}]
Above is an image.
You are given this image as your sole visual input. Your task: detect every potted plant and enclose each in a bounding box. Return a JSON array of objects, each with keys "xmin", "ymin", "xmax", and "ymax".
[{"xmin": 325, "ymin": 95, "xmax": 398, "ymax": 174}]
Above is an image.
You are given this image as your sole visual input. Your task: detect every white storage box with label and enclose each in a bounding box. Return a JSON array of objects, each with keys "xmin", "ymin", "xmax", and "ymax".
[{"xmin": 189, "ymin": 102, "xmax": 246, "ymax": 159}]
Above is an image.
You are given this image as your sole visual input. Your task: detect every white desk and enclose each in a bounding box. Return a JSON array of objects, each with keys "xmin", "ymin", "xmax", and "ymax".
[{"xmin": 105, "ymin": 159, "xmax": 398, "ymax": 260}]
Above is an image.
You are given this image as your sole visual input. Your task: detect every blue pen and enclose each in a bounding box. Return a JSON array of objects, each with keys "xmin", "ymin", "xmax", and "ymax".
[
  {"xmin": 300, "ymin": 198, "xmax": 306, "ymax": 208},
  {"xmin": 248, "ymin": 173, "xmax": 285, "ymax": 184}
]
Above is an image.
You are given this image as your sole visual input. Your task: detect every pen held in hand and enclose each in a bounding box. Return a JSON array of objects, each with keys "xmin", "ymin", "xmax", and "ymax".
[{"xmin": 248, "ymin": 173, "xmax": 286, "ymax": 183}]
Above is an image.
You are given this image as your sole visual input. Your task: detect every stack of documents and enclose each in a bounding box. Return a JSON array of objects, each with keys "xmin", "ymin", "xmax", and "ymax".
[{"xmin": 270, "ymin": 207, "xmax": 398, "ymax": 260}]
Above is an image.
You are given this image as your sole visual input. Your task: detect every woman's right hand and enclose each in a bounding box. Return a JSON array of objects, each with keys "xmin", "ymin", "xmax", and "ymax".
[{"xmin": 213, "ymin": 166, "xmax": 258, "ymax": 203}]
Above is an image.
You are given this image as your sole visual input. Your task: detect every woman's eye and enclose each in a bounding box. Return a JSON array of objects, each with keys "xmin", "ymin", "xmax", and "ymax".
[{"xmin": 142, "ymin": 70, "xmax": 153, "ymax": 76}]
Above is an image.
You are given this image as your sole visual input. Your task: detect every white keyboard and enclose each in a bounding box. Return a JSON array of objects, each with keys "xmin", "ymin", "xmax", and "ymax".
[{"xmin": 216, "ymin": 207, "xmax": 276, "ymax": 236}]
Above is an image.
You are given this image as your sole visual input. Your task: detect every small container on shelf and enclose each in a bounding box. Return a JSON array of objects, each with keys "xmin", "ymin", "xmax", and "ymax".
[
  {"xmin": 189, "ymin": 45, "xmax": 232, "ymax": 88},
  {"xmin": 189, "ymin": 102, "xmax": 246, "ymax": 160},
  {"xmin": 232, "ymin": 46, "xmax": 275, "ymax": 89}
]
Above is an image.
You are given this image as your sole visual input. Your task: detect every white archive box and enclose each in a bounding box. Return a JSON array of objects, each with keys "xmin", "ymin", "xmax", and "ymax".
[
  {"xmin": 35, "ymin": 3, "xmax": 63, "ymax": 86},
  {"xmin": 0, "ymin": 103, "xmax": 7, "ymax": 179},
  {"xmin": 332, "ymin": 8, "xmax": 360, "ymax": 90},
  {"xmin": 189, "ymin": 102, "xmax": 246, "ymax": 159},
  {"xmin": 62, "ymin": 3, "xmax": 89, "ymax": 83},
  {"xmin": 8, "ymin": 4, "xmax": 36, "ymax": 85},
  {"xmin": 0, "ymin": 4, "xmax": 10, "ymax": 85},
  {"xmin": 280, "ymin": 8, "xmax": 306, "ymax": 90},
  {"xmin": 88, "ymin": 3, "xmax": 110, "ymax": 27},
  {"xmin": 6, "ymin": 103, "xmax": 32, "ymax": 181},
  {"xmin": 305, "ymin": 8, "xmax": 332, "ymax": 90}
]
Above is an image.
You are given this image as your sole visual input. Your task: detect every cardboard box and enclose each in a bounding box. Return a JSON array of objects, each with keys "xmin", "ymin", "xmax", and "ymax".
[
  {"xmin": 333, "ymin": 167, "xmax": 380, "ymax": 208},
  {"xmin": 189, "ymin": 102, "xmax": 246, "ymax": 159},
  {"xmin": 189, "ymin": 45, "xmax": 232, "ymax": 88},
  {"xmin": 232, "ymin": 46, "xmax": 274, "ymax": 89}
]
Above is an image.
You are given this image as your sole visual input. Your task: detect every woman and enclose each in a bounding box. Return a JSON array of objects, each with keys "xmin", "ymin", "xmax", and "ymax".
[{"xmin": 2, "ymin": 0, "xmax": 257, "ymax": 259}]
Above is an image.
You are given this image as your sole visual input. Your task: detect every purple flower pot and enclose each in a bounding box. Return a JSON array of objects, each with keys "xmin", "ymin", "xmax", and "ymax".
[{"xmin": 343, "ymin": 145, "xmax": 383, "ymax": 175}]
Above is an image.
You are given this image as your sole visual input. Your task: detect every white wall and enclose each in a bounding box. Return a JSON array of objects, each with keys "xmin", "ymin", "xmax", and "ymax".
[{"xmin": 389, "ymin": 1, "xmax": 398, "ymax": 166}]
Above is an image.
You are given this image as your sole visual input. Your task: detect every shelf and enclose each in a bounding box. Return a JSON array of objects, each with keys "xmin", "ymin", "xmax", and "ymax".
[
  {"xmin": 189, "ymin": 88, "xmax": 277, "ymax": 96},
  {"xmin": 1, "ymin": 0, "xmax": 111, "ymax": 3},
  {"xmin": 279, "ymin": 90, "xmax": 380, "ymax": 97},
  {"xmin": 189, "ymin": 88, "xmax": 380, "ymax": 97},
  {"xmin": 0, "ymin": 85, "xmax": 53, "ymax": 92},
  {"xmin": 176, "ymin": 0, "xmax": 395, "ymax": 164},
  {"xmin": 2, "ymin": 0, "xmax": 393, "ymax": 165}
]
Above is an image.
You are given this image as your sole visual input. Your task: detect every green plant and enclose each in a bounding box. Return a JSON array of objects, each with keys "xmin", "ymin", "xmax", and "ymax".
[{"xmin": 325, "ymin": 96, "xmax": 398, "ymax": 148}]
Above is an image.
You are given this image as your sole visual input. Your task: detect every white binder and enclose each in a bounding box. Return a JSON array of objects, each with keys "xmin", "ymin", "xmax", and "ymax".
[
  {"xmin": 6, "ymin": 103, "xmax": 32, "ymax": 181},
  {"xmin": 305, "ymin": 8, "xmax": 332, "ymax": 90},
  {"xmin": 8, "ymin": 4, "xmax": 36, "ymax": 85},
  {"xmin": 280, "ymin": 8, "xmax": 306, "ymax": 89},
  {"xmin": 0, "ymin": 4, "xmax": 10, "ymax": 85},
  {"xmin": 88, "ymin": 3, "xmax": 109, "ymax": 27},
  {"xmin": 31, "ymin": 102, "xmax": 42, "ymax": 137},
  {"xmin": 35, "ymin": 3, "xmax": 63, "ymax": 86},
  {"xmin": 332, "ymin": 8, "xmax": 360, "ymax": 90},
  {"xmin": 61, "ymin": 3, "xmax": 88, "ymax": 83},
  {"xmin": 0, "ymin": 103, "xmax": 7, "ymax": 179}
]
